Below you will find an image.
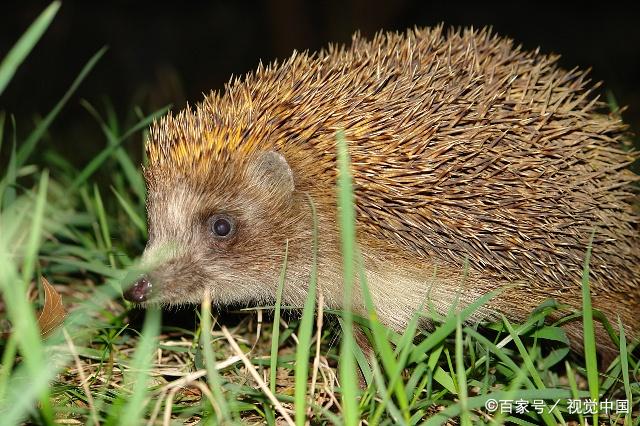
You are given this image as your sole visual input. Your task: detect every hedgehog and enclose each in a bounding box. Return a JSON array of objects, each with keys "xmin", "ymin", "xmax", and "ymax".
[{"xmin": 124, "ymin": 26, "xmax": 640, "ymax": 360}]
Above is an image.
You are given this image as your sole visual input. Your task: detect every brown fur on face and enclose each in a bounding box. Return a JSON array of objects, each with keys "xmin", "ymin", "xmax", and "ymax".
[
  {"xmin": 137, "ymin": 26, "xmax": 640, "ymax": 359},
  {"xmin": 140, "ymin": 151, "xmax": 316, "ymax": 308}
]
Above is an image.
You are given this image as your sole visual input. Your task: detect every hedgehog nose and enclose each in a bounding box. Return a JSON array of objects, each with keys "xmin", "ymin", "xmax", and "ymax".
[{"xmin": 124, "ymin": 276, "xmax": 152, "ymax": 303}]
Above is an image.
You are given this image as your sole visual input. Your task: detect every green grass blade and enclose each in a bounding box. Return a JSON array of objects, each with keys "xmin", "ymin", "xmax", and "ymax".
[
  {"xmin": 565, "ymin": 361, "xmax": 586, "ymax": 426},
  {"xmin": 581, "ymin": 232, "xmax": 599, "ymax": 425},
  {"xmin": 0, "ymin": 111, "xmax": 5, "ymax": 154},
  {"xmin": 486, "ymin": 359, "xmax": 539, "ymax": 426},
  {"xmin": 80, "ymin": 100, "xmax": 147, "ymax": 201},
  {"xmin": 94, "ymin": 184, "xmax": 115, "ymax": 268},
  {"xmin": 358, "ymin": 251, "xmax": 409, "ymax": 424},
  {"xmin": 336, "ymin": 129, "xmax": 359, "ymax": 426},
  {"xmin": 370, "ymin": 355, "xmax": 405, "ymax": 425},
  {"xmin": 0, "ymin": 333, "xmax": 18, "ymax": 400},
  {"xmin": 0, "ymin": 2, "xmax": 61, "ymax": 96},
  {"xmin": 455, "ymin": 315, "xmax": 471, "ymax": 426},
  {"xmin": 117, "ymin": 307, "xmax": 161, "ymax": 425},
  {"xmin": 120, "ymin": 105, "xmax": 171, "ymax": 141},
  {"xmin": 16, "ymin": 47, "xmax": 106, "ymax": 169},
  {"xmin": 501, "ymin": 316, "xmax": 546, "ymax": 389},
  {"xmin": 404, "ymin": 363, "xmax": 427, "ymax": 404},
  {"xmin": 409, "ymin": 288, "xmax": 502, "ymax": 363},
  {"xmin": 21, "ymin": 170, "xmax": 49, "ymax": 284},
  {"xmin": 294, "ymin": 196, "xmax": 318, "ymax": 425},
  {"xmin": 501, "ymin": 315, "xmax": 561, "ymax": 426},
  {"xmin": 201, "ymin": 295, "xmax": 231, "ymax": 422},
  {"xmin": 618, "ymin": 318, "xmax": 632, "ymax": 426},
  {"xmin": 0, "ymin": 172, "xmax": 50, "ymax": 422},
  {"xmin": 111, "ymin": 186, "xmax": 147, "ymax": 236},
  {"xmin": 1, "ymin": 124, "xmax": 17, "ymax": 210},
  {"xmin": 433, "ymin": 366, "xmax": 456, "ymax": 395},
  {"xmin": 70, "ymin": 104, "xmax": 169, "ymax": 190},
  {"xmin": 270, "ymin": 240, "xmax": 288, "ymax": 394},
  {"xmin": 464, "ymin": 328, "xmax": 538, "ymax": 390},
  {"xmin": 349, "ymin": 322, "xmax": 373, "ymax": 385},
  {"xmin": 366, "ymin": 289, "xmax": 424, "ymax": 423},
  {"xmin": 0, "ymin": 361, "xmax": 59, "ymax": 424}
]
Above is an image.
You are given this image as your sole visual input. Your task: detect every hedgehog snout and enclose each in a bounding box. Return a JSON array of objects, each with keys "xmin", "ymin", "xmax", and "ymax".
[{"xmin": 124, "ymin": 276, "xmax": 153, "ymax": 303}]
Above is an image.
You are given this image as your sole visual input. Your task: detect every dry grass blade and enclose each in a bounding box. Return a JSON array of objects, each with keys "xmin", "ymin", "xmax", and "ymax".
[
  {"xmin": 63, "ymin": 328, "xmax": 99, "ymax": 426},
  {"xmin": 221, "ymin": 326, "xmax": 295, "ymax": 426},
  {"xmin": 161, "ymin": 381, "xmax": 219, "ymax": 426},
  {"xmin": 37, "ymin": 276, "xmax": 66, "ymax": 336},
  {"xmin": 162, "ymin": 386, "xmax": 181, "ymax": 426}
]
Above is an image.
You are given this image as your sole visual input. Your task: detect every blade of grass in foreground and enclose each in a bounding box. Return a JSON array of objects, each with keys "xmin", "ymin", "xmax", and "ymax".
[
  {"xmin": 409, "ymin": 288, "xmax": 501, "ymax": 364},
  {"xmin": 483, "ymin": 358, "xmax": 538, "ymax": 426},
  {"xmin": 201, "ymin": 293, "xmax": 231, "ymax": 422},
  {"xmin": 270, "ymin": 240, "xmax": 288, "ymax": 394},
  {"xmin": 111, "ymin": 186, "xmax": 147, "ymax": 236},
  {"xmin": 294, "ymin": 197, "xmax": 318, "ymax": 425},
  {"xmin": 113, "ymin": 307, "xmax": 161, "ymax": 425},
  {"xmin": 455, "ymin": 315, "xmax": 471, "ymax": 426},
  {"xmin": 0, "ymin": 1, "xmax": 61, "ymax": 95},
  {"xmin": 3, "ymin": 173, "xmax": 50, "ymax": 373},
  {"xmin": 501, "ymin": 315, "xmax": 562, "ymax": 426},
  {"xmin": 617, "ymin": 318, "xmax": 632, "ymax": 426},
  {"xmin": 0, "ymin": 172, "xmax": 54, "ymax": 422},
  {"xmin": 581, "ymin": 233, "xmax": 599, "ymax": 426},
  {"xmin": 0, "ymin": 112, "xmax": 5, "ymax": 153},
  {"xmin": 93, "ymin": 185, "xmax": 116, "ymax": 268},
  {"xmin": 359, "ymin": 254, "xmax": 414, "ymax": 423},
  {"xmin": 0, "ymin": 358, "xmax": 60, "ymax": 424},
  {"xmin": 565, "ymin": 361, "xmax": 586, "ymax": 426},
  {"xmin": 21, "ymin": 171, "xmax": 49, "ymax": 284},
  {"xmin": 370, "ymin": 356, "xmax": 404, "ymax": 425},
  {"xmin": 336, "ymin": 129, "xmax": 359, "ymax": 425},
  {"xmin": 0, "ymin": 333, "xmax": 18, "ymax": 400},
  {"xmin": 0, "ymin": 122, "xmax": 17, "ymax": 210}
]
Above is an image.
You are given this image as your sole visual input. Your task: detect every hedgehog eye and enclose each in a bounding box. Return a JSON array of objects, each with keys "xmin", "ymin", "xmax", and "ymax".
[{"xmin": 208, "ymin": 214, "xmax": 236, "ymax": 239}]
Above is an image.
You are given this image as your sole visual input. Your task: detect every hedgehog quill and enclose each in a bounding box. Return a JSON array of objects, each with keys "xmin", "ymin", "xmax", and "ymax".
[{"xmin": 125, "ymin": 26, "xmax": 640, "ymax": 359}]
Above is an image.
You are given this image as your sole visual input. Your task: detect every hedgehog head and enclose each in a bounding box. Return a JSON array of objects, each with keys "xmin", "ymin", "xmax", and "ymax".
[{"xmin": 125, "ymin": 106, "xmax": 313, "ymax": 307}]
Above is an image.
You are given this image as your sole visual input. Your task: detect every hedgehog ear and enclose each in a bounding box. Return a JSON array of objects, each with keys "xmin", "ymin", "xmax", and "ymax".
[{"xmin": 250, "ymin": 151, "xmax": 295, "ymax": 195}]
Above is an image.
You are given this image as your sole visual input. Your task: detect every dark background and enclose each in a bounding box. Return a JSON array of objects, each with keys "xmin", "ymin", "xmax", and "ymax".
[{"xmin": 2, "ymin": 1, "xmax": 640, "ymax": 167}]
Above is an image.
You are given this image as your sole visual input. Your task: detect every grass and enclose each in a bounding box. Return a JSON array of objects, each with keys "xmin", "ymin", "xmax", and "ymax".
[
  {"xmin": 336, "ymin": 130, "xmax": 359, "ymax": 426},
  {"xmin": 1, "ymin": 3, "xmax": 639, "ymax": 425}
]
